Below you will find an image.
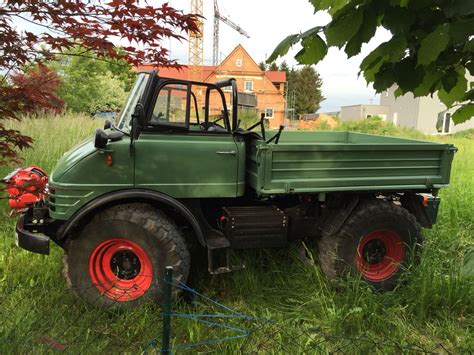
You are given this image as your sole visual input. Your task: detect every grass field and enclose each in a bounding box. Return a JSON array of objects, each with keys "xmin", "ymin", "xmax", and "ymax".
[{"xmin": 0, "ymin": 114, "xmax": 473, "ymax": 353}]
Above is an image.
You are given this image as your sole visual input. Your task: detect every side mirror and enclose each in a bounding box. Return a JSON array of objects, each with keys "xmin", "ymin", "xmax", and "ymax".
[
  {"xmin": 94, "ymin": 128, "xmax": 109, "ymax": 149},
  {"xmin": 95, "ymin": 128, "xmax": 124, "ymax": 150},
  {"xmin": 104, "ymin": 119, "xmax": 112, "ymax": 130},
  {"xmin": 131, "ymin": 103, "xmax": 146, "ymax": 140}
]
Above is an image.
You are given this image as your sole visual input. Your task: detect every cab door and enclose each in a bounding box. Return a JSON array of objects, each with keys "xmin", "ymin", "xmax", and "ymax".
[{"xmin": 134, "ymin": 80, "xmax": 243, "ymax": 198}]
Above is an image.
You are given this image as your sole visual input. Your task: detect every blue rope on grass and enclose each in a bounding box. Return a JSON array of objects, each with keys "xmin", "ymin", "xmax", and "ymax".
[
  {"xmin": 172, "ymin": 333, "xmax": 249, "ymax": 350},
  {"xmin": 171, "ymin": 280, "xmax": 253, "ymax": 319},
  {"xmin": 167, "ymin": 313, "xmax": 249, "ymax": 333},
  {"xmin": 142, "ymin": 279, "xmax": 256, "ymax": 354}
]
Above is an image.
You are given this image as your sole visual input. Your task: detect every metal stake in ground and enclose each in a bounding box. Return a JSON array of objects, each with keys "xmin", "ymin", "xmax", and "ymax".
[{"xmin": 162, "ymin": 266, "xmax": 173, "ymax": 353}]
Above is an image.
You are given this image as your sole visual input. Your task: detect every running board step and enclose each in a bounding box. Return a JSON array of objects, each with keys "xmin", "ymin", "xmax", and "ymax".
[{"xmin": 206, "ymin": 237, "xmax": 244, "ymax": 274}]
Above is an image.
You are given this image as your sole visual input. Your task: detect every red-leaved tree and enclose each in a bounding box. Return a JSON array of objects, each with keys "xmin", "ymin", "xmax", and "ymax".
[
  {"xmin": 0, "ymin": 0, "xmax": 198, "ymax": 164},
  {"xmin": 9, "ymin": 64, "xmax": 64, "ymax": 115}
]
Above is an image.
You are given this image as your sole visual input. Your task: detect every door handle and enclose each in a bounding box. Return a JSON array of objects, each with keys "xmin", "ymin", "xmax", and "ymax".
[{"xmin": 216, "ymin": 150, "xmax": 236, "ymax": 155}]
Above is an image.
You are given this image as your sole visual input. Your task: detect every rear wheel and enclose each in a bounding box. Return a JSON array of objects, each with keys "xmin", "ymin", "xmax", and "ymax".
[
  {"xmin": 318, "ymin": 199, "xmax": 423, "ymax": 290},
  {"xmin": 63, "ymin": 203, "xmax": 190, "ymax": 308}
]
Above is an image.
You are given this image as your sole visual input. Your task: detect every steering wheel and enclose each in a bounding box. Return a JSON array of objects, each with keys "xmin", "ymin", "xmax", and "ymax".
[
  {"xmin": 202, "ymin": 114, "xmax": 226, "ymax": 130},
  {"xmin": 151, "ymin": 111, "xmax": 165, "ymax": 122}
]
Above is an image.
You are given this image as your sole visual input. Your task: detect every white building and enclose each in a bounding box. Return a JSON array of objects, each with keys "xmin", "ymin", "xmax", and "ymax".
[
  {"xmin": 380, "ymin": 86, "xmax": 474, "ymax": 134},
  {"xmin": 340, "ymin": 86, "xmax": 474, "ymax": 134}
]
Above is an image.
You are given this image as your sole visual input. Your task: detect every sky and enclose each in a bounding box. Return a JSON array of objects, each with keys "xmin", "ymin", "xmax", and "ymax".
[
  {"xmin": 167, "ymin": 0, "xmax": 392, "ymax": 112},
  {"xmin": 11, "ymin": 0, "xmax": 392, "ymax": 113}
]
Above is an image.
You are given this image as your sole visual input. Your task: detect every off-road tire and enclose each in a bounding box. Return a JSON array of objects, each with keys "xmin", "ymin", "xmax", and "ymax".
[
  {"xmin": 63, "ymin": 203, "xmax": 190, "ymax": 308},
  {"xmin": 318, "ymin": 199, "xmax": 423, "ymax": 290}
]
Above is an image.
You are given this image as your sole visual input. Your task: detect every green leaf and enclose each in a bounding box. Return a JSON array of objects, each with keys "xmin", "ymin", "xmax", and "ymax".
[
  {"xmin": 395, "ymin": 58, "xmax": 424, "ymax": 92},
  {"xmin": 450, "ymin": 18, "xmax": 474, "ymax": 44},
  {"xmin": 345, "ymin": 34, "xmax": 363, "ymax": 58},
  {"xmin": 299, "ymin": 26, "xmax": 325, "ymax": 40},
  {"xmin": 360, "ymin": 35, "xmax": 406, "ymax": 79},
  {"xmin": 468, "ymin": 62, "xmax": 474, "ymax": 76},
  {"xmin": 407, "ymin": 0, "xmax": 434, "ymax": 11},
  {"xmin": 464, "ymin": 40, "xmax": 474, "ymax": 53},
  {"xmin": 267, "ymin": 34, "xmax": 299, "ymax": 63},
  {"xmin": 464, "ymin": 89, "xmax": 474, "ymax": 101},
  {"xmin": 329, "ymin": 0, "xmax": 350, "ymax": 15},
  {"xmin": 417, "ymin": 24, "xmax": 450, "ymax": 66},
  {"xmin": 363, "ymin": 58, "xmax": 385, "ymax": 82},
  {"xmin": 442, "ymin": 69, "xmax": 458, "ymax": 92},
  {"xmin": 308, "ymin": 0, "xmax": 332, "ymax": 11},
  {"xmin": 308, "ymin": 0, "xmax": 348, "ymax": 15},
  {"xmin": 373, "ymin": 65, "xmax": 396, "ymax": 92},
  {"xmin": 358, "ymin": 7, "xmax": 378, "ymax": 43},
  {"xmin": 382, "ymin": 35, "xmax": 407, "ymax": 62},
  {"xmin": 439, "ymin": 70, "xmax": 468, "ymax": 107},
  {"xmin": 360, "ymin": 47, "xmax": 385, "ymax": 72},
  {"xmin": 383, "ymin": 6, "xmax": 415, "ymax": 33},
  {"xmin": 452, "ymin": 104, "xmax": 474, "ymax": 124},
  {"xmin": 268, "ymin": 26, "xmax": 324, "ymax": 63},
  {"xmin": 413, "ymin": 66, "xmax": 444, "ymax": 97},
  {"xmin": 345, "ymin": 6, "xmax": 377, "ymax": 58},
  {"xmin": 394, "ymin": 87, "xmax": 404, "ymax": 97},
  {"xmin": 295, "ymin": 34, "xmax": 327, "ymax": 64},
  {"xmin": 443, "ymin": 0, "xmax": 474, "ymax": 18},
  {"xmin": 325, "ymin": 6, "xmax": 364, "ymax": 47},
  {"xmin": 390, "ymin": 0, "xmax": 410, "ymax": 7}
]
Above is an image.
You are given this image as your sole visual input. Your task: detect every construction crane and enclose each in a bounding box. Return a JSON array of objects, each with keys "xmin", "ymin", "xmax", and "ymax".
[
  {"xmin": 188, "ymin": 0, "xmax": 204, "ymax": 82},
  {"xmin": 213, "ymin": 0, "xmax": 250, "ymax": 66}
]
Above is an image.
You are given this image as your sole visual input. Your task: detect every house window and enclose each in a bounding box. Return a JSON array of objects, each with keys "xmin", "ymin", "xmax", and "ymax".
[
  {"xmin": 265, "ymin": 108, "xmax": 274, "ymax": 118},
  {"xmin": 442, "ymin": 112, "xmax": 451, "ymax": 134},
  {"xmin": 223, "ymin": 85, "xmax": 232, "ymax": 92},
  {"xmin": 235, "ymin": 59, "xmax": 243, "ymax": 67},
  {"xmin": 436, "ymin": 111, "xmax": 451, "ymax": 134},
  {"xmin": 244, "ymin": 80, "xmax": 253, "ymax": 92}
]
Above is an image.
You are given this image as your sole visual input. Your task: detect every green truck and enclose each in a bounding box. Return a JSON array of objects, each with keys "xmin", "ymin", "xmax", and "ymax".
[{"xmin": 5, "ymin": 71, "xmax": 456, "ymax": 307}]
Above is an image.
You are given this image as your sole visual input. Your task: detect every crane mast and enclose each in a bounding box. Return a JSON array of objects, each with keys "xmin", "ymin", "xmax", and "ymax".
[
  {"xmin": 188, "ymin": 0, "xmax": 204, "ymax": 82},
  {"xmin": 213, "ymin": 0, "xmax": 250, "ymax": 65}
]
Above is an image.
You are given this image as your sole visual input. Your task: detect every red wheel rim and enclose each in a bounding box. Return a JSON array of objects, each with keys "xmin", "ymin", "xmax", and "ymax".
[
  {"xmin": 89, "ymin": 239, "xmax": 153, "ymax": 302},
  {"xmin": 355, "ymin": 229, "xmax": 404, "ymax": 282}
]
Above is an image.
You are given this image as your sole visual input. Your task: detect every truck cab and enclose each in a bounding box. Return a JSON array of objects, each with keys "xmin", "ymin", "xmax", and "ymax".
[{"xmin": 6, "ymin": 71, "xmax": 455, "ymax": 307}]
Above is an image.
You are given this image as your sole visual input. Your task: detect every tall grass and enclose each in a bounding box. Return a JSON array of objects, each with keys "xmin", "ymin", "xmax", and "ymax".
[{"xmin": 0, "ymin": 114, "xmax": 473, "ymax": 353}]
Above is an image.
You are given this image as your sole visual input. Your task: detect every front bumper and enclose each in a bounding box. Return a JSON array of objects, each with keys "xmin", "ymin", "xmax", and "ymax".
[{"xmin": 16, "ymin": 214, "xmax": 50, "ymax": 255}]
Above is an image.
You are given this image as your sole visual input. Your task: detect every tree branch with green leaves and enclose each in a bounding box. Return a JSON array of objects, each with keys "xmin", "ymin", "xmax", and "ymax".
[{"xmin": 269, "ymin": 0, "xmax": 474, "ymax": 124}]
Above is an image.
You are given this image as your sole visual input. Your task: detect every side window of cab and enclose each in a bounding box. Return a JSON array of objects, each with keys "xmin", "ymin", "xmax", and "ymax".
[
  {"xmin": 193, "ymin": 83, "xmax": 230, "ymax": 133},
  {"xmin": 150, "ymin": 83, "xmax": 188, "ymax": 128},
  {"xmin": 148, "ymin": 80, "xmax": 230, "ymax": 134}
]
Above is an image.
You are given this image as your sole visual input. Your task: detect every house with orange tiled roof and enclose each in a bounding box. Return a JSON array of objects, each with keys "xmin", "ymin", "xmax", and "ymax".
[{"xmin": 137, "ymin": 45, "xmax": 287, "ymax": 128}]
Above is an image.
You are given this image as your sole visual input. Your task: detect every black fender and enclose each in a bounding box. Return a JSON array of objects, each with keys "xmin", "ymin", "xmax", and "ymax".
[
  {"xmin": 400, "ymin": 192, "xmax": 439, "ymax": 228},
  {"xmin": 56, "ymin": 189, "xmax": 206, "ymax": 246},
  {"xmin": 320, "ymin": 195, "xmax": 359, "ymax": 237}
]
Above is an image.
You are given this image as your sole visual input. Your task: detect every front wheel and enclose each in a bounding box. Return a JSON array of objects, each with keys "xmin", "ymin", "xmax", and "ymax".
[
  {"xmin": 318, "ymin": 199, "xmax": 423, "ymax": 290},
  {"xmin": 63, "ymin": 203, "xmax": 190, "ymax": 308}
]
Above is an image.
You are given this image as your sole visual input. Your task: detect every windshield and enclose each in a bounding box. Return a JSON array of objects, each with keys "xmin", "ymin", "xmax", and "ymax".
[{"xmin": 115, "ymin": 72, "xmax": 149, "ymax": 130}]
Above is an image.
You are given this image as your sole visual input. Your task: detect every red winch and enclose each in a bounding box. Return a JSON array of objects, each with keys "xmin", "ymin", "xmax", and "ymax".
[{"xmin": 2, "ymin": 165, "xmax": 48, "ymax": 211}]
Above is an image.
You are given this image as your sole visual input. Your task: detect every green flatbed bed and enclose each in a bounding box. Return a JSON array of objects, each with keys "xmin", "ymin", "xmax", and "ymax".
[{"xmin": 247, "ymin": 131, "xmax": 456, "ymax": 195}]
